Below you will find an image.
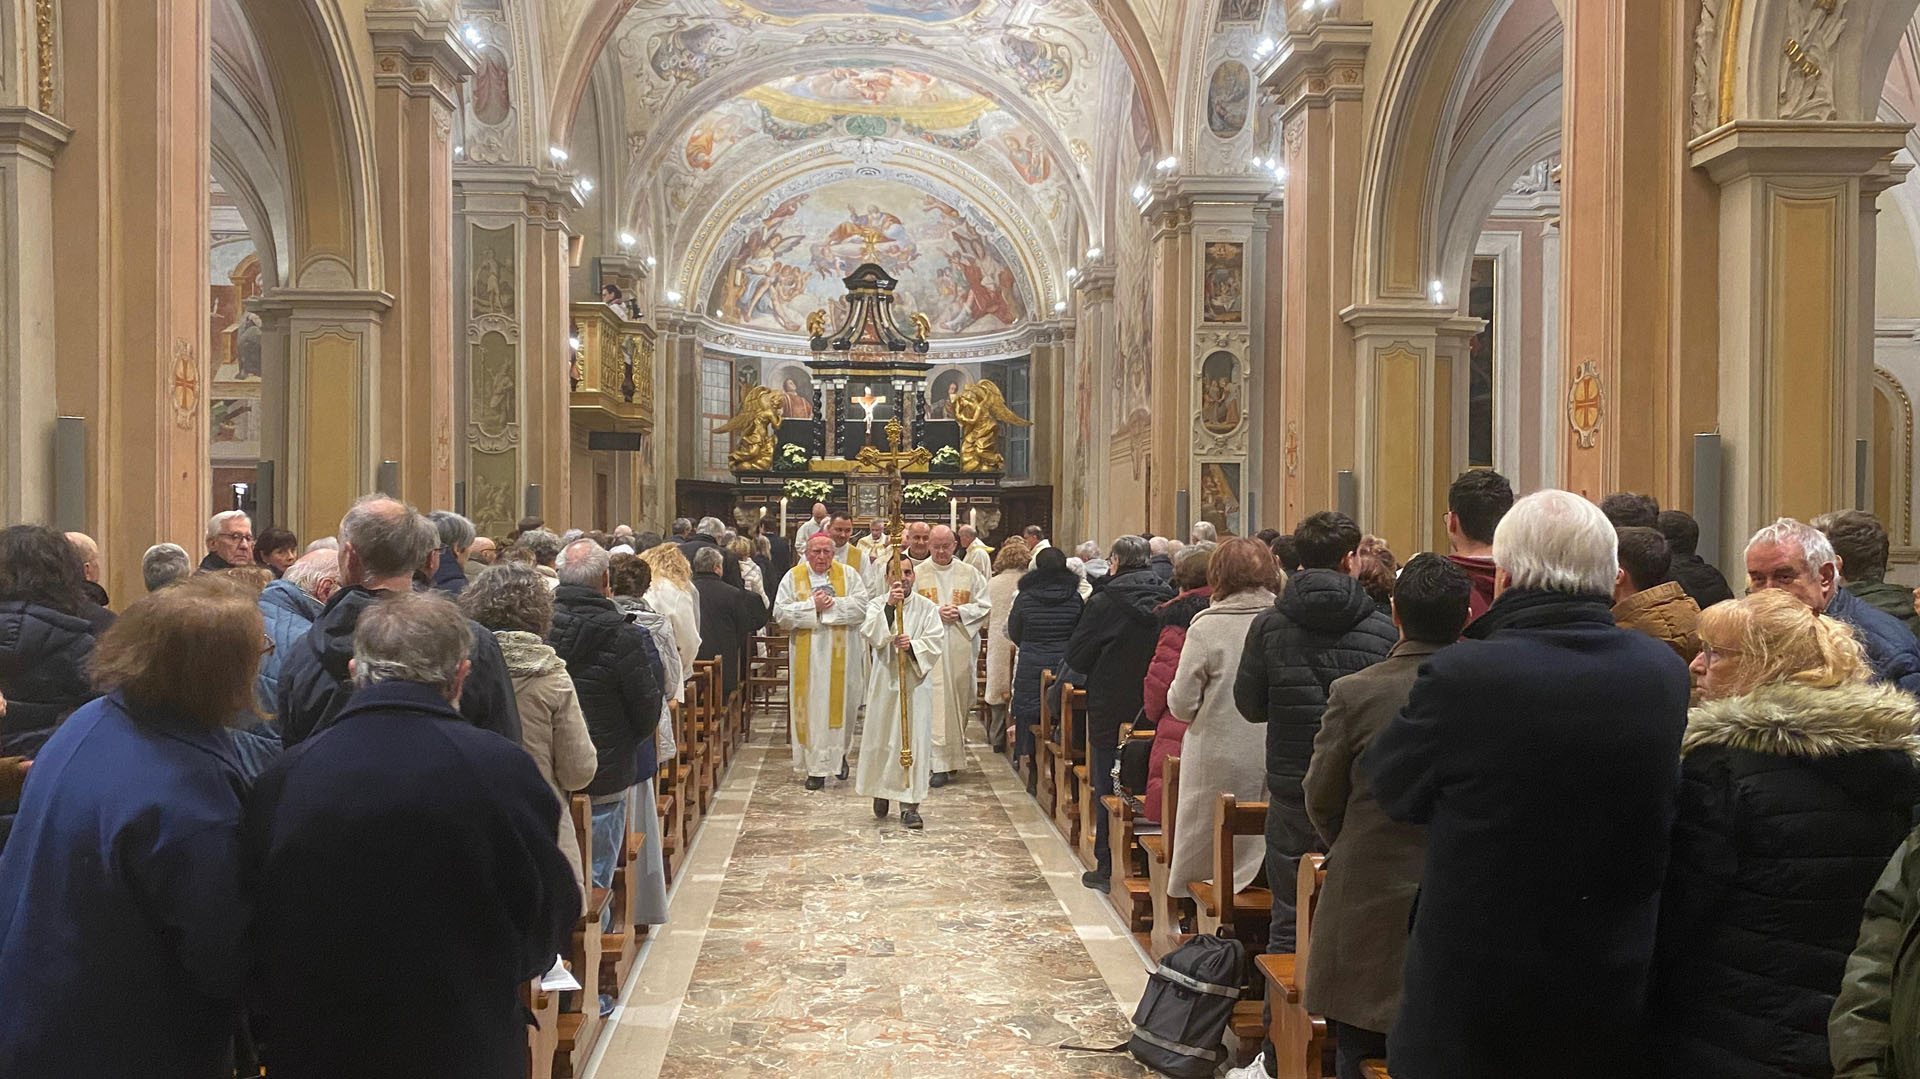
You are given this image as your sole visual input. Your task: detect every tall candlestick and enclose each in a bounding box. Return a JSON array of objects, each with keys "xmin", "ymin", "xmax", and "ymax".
[
  {"xmin": 969, "ymin": 508, "xmax": 978, "ymax": 533},
  {"xmin": 780, "ymin": 497, "xmax": 789, "ymax": 538},
  {"xmin": 949, "ymin": 497, "xmax": 958, "ymax": 532}
]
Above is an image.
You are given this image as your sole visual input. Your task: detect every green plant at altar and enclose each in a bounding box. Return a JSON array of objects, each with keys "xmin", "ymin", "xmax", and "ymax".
[
  {"xmin": 902, "ymin": 481, "xmax": 952, "ymax": 505},
  {"xmin": 783, "ymin": 478, "xmax": 832, "ymax": 502},
  {"xmin": 929, "ymin": 445, "xmax": 961, "ymax": 469},
  {"xmin": 775, "ymin": 443, "xmax": 812, "ymax": 471}
]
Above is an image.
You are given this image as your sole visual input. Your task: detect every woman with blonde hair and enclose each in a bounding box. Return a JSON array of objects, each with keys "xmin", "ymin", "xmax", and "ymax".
[
  {"xmin": 460, "ymin": 562, "xmax": 598, "ymax": 903},
  {"xmin": 1656, "ymin": 589, "xmax": 1920, "ymax": 1077},
  {"xmin": 0, "ymin": 576, "xmax": 260, "ymax": 1075},
  {"xmin": 982, "ymin": 537, "xmax": 1031, "ymax": 756},
  {"xmin": 727, "ymin": 536, "xmax": 767, "ymax": 603},
  {"xmin": 639, "ymin": 542, "xmax": 701, "ymax": 672}
]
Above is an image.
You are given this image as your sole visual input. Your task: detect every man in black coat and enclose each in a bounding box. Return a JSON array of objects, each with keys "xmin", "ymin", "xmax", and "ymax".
[
  {"xmin": 1656, "ymin": 509, "xmax": 1734, "ymax": 609},
  {"xmin": 248, "ymin": 590, "xmax": 578, "ymax": 1079},
  {"xmin": 1364, "ymin": 490, "xmax": 1691, "ymax": 1078},
  {"xmin": 1233, "ymin": 510, "xmax": 1395, "ymax": 953},
  {"xmin": 276, "ymin": 496, "xmax": 520, "ymax": 748},
  {"xmin": 549, "ymin": 538, "xmax": 663, "ymax": 936},
  {"xmin": 1064, "ymin": 536, "xmax": 1170, "ymax": 892},
  {"xmin": 679, "ymin": 516, "xmax": 746, "ymax": 591},
  {"xmin": 691, "ymin": 546, "xmax": 768, "ymax": 697}
]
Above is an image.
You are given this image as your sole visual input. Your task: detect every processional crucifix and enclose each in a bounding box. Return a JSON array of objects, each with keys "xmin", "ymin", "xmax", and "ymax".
[{"xmin": 856, "ymin": 419, "xmax": 931, "ymax": 770}]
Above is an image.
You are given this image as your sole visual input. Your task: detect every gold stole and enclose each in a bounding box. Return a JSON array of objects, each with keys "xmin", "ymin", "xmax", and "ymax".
[
  {"xmin": 840, "ymin": 544, "xmax": 864, "ymax": 571},
  {"xmin": 788, "ymin": 560, "xmax": 850, "ymax": 746}
]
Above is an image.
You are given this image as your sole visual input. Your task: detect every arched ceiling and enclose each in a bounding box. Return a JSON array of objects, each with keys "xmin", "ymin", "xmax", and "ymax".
[{"xmin": 600, "ymin": 0, "xmax": 1152, "ymax": 343}]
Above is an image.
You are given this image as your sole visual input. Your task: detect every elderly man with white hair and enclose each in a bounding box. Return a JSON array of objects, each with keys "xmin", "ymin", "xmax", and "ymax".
[
  {"xmin": 679, "ymin": 515, "xmax": 745, "ymax": 591},
  {"xmin": 201, "ymin": 509, "xmax": 254, "ymax": 572},
  {"xmin": 1744, "ymin": 516, "xmax": 1920, "ymax": 693},
  {"xmin": 1190, "ymin": 520, "xmax": 1218, "ymax": 545},
  {"xmin": 1358, "ymin": 490, "xmax": 1690, "ymax": 1078}
]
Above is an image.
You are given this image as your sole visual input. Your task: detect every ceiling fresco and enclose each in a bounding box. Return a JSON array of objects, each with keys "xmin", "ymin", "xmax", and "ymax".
[{"xmin": 604, "ymin": 0, "xmax": 1147, "ymax": 341}]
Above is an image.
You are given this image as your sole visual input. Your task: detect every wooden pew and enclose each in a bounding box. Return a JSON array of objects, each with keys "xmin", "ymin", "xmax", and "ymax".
[
  {"xmin": 1189, "ymin": 794, "xmax": 1274, "ymax": 942},
  {"xmin": 553, "ymin": 796, "xmax": 604, "ymax": 1079},
  {"xmin": 657, "ymin": 702, "xmax": 686, "ymax": 881},
  {"xmin": 1050, "ymin": 682, "xmax": 1086, "ymax": 848},
  {"xmin": 1034, "ymin": 669, "xmax": 1057, "ymax": 813},
  {"xmin": 1255, "ymin": 853, "xmax": 1331, "ymax": 1079},
  {"xmin": 598, "ymin": 785, "xmax": 640, "ymax": 998},
  {"xmin": 1360, "ymin": 1062, "xmax": 1391, "ymax": 1079},
  {"xmin": 1104, "ymin": 726, "xmax": 1158, "ymax": 936},
  {"xmin": 745, "ymin": 632, "xmax": 789, "ymax": 735},
  {"xmin": 524, "ymin": 977, "xmax": 557, "ymax": 1079},
  {"xmin": 1142, "ymin": 755, "xmax": 1193, "ymax": 960},
  {"xmin": 1076, "ymin": 709, "xmax": 1100, "ymax": 869}
]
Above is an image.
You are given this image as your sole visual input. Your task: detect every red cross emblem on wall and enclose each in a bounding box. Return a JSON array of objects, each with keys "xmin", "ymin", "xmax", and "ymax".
[{"xmin": 1567, "ymin": 360, "xmax": 1602, "ymax": 449}]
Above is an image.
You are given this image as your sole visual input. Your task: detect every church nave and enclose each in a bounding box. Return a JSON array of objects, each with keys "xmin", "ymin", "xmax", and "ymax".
[{"xmin": 589, "ymin": 720, "xmax": 1149, "ymax": 1078}]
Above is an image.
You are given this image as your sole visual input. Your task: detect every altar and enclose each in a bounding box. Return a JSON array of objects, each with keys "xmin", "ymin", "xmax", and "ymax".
[{"xmin": 721, "ymin": 261, "xmax": 1027, "ymax": 536}]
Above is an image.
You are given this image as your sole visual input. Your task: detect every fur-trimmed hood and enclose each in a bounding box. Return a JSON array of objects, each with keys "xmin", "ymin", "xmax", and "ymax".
[{"xmin": 1685, "ymin": 680, "xmax": 1920, "ymax": 760}]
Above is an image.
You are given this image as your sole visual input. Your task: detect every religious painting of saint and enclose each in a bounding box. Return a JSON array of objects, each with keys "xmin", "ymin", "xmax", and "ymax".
[
  {"xmin": 731, "ymin": 0, "xmax": 983, "ymax": 24},
  {"xmin": 1469, "ymin": 256, "xmax": 1497, "ymax": 468},
  {"xmin": 1200, "ymin": 351, "xmax": 1242, "ymax": 434},
  {"xmin": 471, "ymin": 225, "xmax": 516, "ymax": 319},
  {"xmin": 472, "ymin": 331, "xmax": 517, "ymax": 433},
  {"xmin": 769, "ymin": 365, "xmax": 816, "ymax": 419},
  {"xmin": 998, "ymin": 128, "xmax": 1052, "ymax": 184},
  {"xmin": 1207, "ymin": 62, "xmax": 1251, "ymax": 138},
  {"xmin": 1199, "ymin": 462, "xmax": 1243, "ymax": 537},
  {"xmin": 1203, "ymin": 242, "xmax": 1245, "ymax": 323},
  {"xmin": 995, "ymin": 30, "xmax": 1072, "ymax": 95},
  {"xmin": 471, "ymin": 43, "xmax": 512, "ymax": 127},
  {"xmin": 928, "ymin": 369, "xmax": 970, "ymax": 420}
]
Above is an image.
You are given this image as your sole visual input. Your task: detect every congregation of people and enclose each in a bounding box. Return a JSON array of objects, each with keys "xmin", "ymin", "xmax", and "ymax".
[{"xmin": 14, "ymin": 477, "xmax": 1920, "ymax": 1077}]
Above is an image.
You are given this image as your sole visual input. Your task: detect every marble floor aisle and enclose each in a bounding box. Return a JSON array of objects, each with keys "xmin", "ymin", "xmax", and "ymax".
[{"xmin": 586, "ymin": 718, "xmax": 1151, "ymax": 1078}]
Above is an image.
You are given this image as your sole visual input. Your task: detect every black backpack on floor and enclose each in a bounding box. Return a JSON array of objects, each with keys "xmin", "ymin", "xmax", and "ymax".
[{"xmin": 1065, "ymin": 930, "xmax": 1248, "ymax": 1078}]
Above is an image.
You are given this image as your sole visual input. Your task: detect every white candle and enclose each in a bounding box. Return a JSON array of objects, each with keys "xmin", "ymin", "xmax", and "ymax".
[
  {"xmin": 780, "ymin": 497, "xmax": 789, "ymax": 537},
  {"xmin": 969, "ymin": 508, "xmax": 978, "ymax": 533},
  {"xmin": 950, "ymin": 497, "xmax": 958, "ymax": 532}
]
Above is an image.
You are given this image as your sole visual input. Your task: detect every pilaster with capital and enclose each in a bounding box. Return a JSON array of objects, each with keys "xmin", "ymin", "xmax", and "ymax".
[
  {"xmin": 370, "ymin": 9, "xmax": 474, "ymax": 512},
  {"xmin": 0, "ymin": 109, "xmax": 70, "ymax": 526}
]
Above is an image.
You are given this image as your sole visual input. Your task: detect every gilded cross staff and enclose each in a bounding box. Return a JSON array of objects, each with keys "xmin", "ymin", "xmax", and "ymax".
[{"xmin": 859, "ymin": 420, "xmax": 929, "ymax": 770}]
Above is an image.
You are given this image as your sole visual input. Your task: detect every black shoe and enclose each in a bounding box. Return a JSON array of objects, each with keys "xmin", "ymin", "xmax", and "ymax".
[
  {"xmin": 838, "ymin": 756, "xmax": 850, "ymax": 781},
  {"xmin": 1081, "ymin": 870, "xmax": 1110, "ymax": 894},
  {"xmin": 805, "ymin": 775, "xmax": 825, "ymax": 791},
  {"xmin": 901, "ymin": 806, "xmax": 924, "ymax": 830},
  {"xmin": 873, "ymin": 798, "xmax": 890, "ymax": 818},
  {"xmin": 929, "ymin": 771, "xmax": 949, "ymax": 789}
]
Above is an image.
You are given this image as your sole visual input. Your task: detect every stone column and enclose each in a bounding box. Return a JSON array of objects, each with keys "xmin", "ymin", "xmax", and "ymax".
[
  {"xmin": 53, "ymin": 0, "xmax": 210, "ymax": 600},
  {"xmin": 253, "ymin": 291, "xmax": 393, "ymax": 539},
  {"xmin": 1069, "ymin": 266, "xmax": 1115, "ymax": 545},
  {"xmin": 1558, "ymin": 0, "xmax": 1719, "ymax": 503},
  {"xmin": 1260, "ymin": 16, "xmax": 1368, "ymax": 526},
  {"xmin": 1344, "ymin": 309, "xmax": 1446, "ymax": 556},
  {"xmin": 0, "ymin": 110, "xmax": 70, "ymax": 525},
  {"xmin": 1141, "ymin": 185, "xmax": 1193, "ymax": 535},
  {"xmin": 368, "ymin": 9, "xmax": 474, "ymax": 511},
  {"xmin": 1691, "ymin": 122, "xmax": 1907, "ymax": 568}
]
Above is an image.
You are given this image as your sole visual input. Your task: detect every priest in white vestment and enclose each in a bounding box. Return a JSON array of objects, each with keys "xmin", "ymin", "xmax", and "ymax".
[
  {"xmin": 773, "ymin": 534, "xmax": 870, "ymax": 788},
  {"xmin": 856, "ymin": 519, "xmax": 890, "ymax": 563},
  {"xmin": 918, "ymin": 525, "xmax": 991, "ymax": 785},
  {"xmin": 827, "ymin": 514, "xmax": 877, "ymax": 585},
  {"xmin": 856, "ymin": 556, "xmax": 943, "ymax": 829},
  {"xmin": 958, "ymin": 525, "xmax": 993, "ymax": 578}
]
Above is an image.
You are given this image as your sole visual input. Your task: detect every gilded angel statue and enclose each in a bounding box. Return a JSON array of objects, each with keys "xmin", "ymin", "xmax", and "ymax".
[
  {"xmin": 806, "ymin": 309, "xmax": 828, "ymax": 338},
  {"xmin": 951, "ymin": 379, "xmax": 1030, "ymax": 473},
  {"xmin": 910, "ymin": 312, "xmax": 932, "ymax": 343},
  {"xmin": 717, "ymin": 384, "xmax": 783, "ymax": 471}
]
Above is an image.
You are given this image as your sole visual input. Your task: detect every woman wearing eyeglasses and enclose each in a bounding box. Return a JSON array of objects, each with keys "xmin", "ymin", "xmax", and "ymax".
[{"xmin": 1654, "ymin": 589, "xmax": 1920, "ymax": 1078}]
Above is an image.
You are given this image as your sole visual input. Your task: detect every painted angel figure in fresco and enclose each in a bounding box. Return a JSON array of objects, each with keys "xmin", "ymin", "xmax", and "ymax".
[
  {"xmin": 717, "ymin": 385, "xmax": 784, "ymax": 471},
  {"xmin": 951, "ymin": 379, "xmax": 1030, "ymax": 473}
]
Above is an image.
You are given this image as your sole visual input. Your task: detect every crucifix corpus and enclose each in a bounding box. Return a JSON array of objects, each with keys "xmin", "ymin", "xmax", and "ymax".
[
  {"xmin": 852, "ymin": 384, "xmax": 888, "ymax": 442},
  {"xmin": 856, "ymin": 418, "xmax": 931, "ymax": 771}
]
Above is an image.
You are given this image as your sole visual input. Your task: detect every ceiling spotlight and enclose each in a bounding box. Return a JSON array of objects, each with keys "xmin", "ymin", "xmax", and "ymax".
[
  {"xmin": 1429, "ymin": 279, "xmax": 1446, "ymax": 305},
  {"xmin": 462, "ymin": 23, "xmax": 484, "ymax": 46},
  {"xmin": 1085, "ymin": 246, "xmax": 1102, "ymax": 259},
  {"xmin": 645, "ymin": 255, "xmax": 657, "ymax": 267},
  {"xmin": 1132, "ymin": 183, "xmax": 1148, "ymax": 200},
  {"xmin": 453, "ymin": 145, "xmax": 465, "ymax": 158},
  {"xmin": 1256, "ymin": 36, "xmax": 1276, "ymax": 55},
  {"xmin": 1053, "ymin": 300, "xmax": 1068, "ymax": 313},
  {"xmin": 1157, "ymin": 156, "xmax": 1178, "ymax": 170},
  {"xmin": 618, "ymin": 232, "xmax": 637, "ymax": 248},
  {"xmin": 1065, "ymin": 267, "xmax": 1079, "ymax": 280},
  {"xmin": 1273, "ymin": 164, "xmax": 1288, "ymax": 182},
  {"xmin": 664, "ymin": 289, "xmax": 683, "ymax": 304},
  {"xmin": 549, "ymin": 146, "xmax": 570, "ymax": 162},
  {"xmin": 578, "ymin": 177, "xmax": 595, "ymax": 193},
  {"xmin": 712, "ymin": 310, "xmax": 722, "ymax": 319}
]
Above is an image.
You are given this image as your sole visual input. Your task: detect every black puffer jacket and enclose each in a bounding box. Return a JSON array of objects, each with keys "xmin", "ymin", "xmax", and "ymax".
[
  {"xmin": 1006, "ymin": 565, "xmax": 1085, "ymax": 724},
  {"xmin": 1064, "ymin": 567, "xmax": 1173, "ymax": 745},
  {"xmin": 1657, "ymin": 680, "xmax": 1920, "ymax": 1078},
  {"xmin": 1670, "ymin": 552, "xmax": 1736, "ymax": 610},
  {"xmin": 275, "ymin": 586, "xmax": 522, "ymax": 749},
  {"xmin": 0, "ymin": 601, "xmax": 99, "ymax": 849},
  {"xmin": 1233, "ymin": 568, "xmax": 1396, "ymax": 784},
  {"xmin": 550, "ymin": 584, "xmax": 663, "ymax": 797}
]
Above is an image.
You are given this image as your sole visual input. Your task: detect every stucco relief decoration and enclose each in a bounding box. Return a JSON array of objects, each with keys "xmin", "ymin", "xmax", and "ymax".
[
  {"xmin": 1568, "ymin": 359, "xmax": 1603, "ymax": 448},
  {"xmin": 1690, "ymin": 0, "xmax": 1720, "ymax": 137},
  {"xmin": 1778, "ymin": 0, "xmax": 1846, "ymax": 122},
  {"xmin": 35, "ymin": 0, "xmax": 53, "ymax": 112}
]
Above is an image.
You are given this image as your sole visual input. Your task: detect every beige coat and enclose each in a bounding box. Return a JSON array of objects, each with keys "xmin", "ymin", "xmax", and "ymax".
[
  {"xmin": 1166, "ymin": 589, "xmax": 1275, "ymax": 899},
  {"xmin": 985, "ymin": 568, "xmax": 1021, "ymax": 704},
  {"xmin": 496, "ymin": 630, "xmax": 599, "ymax": 904},
  {"xmin": 1613, "ymin": 579, "xmax": 1702, "ymax": 662}
]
